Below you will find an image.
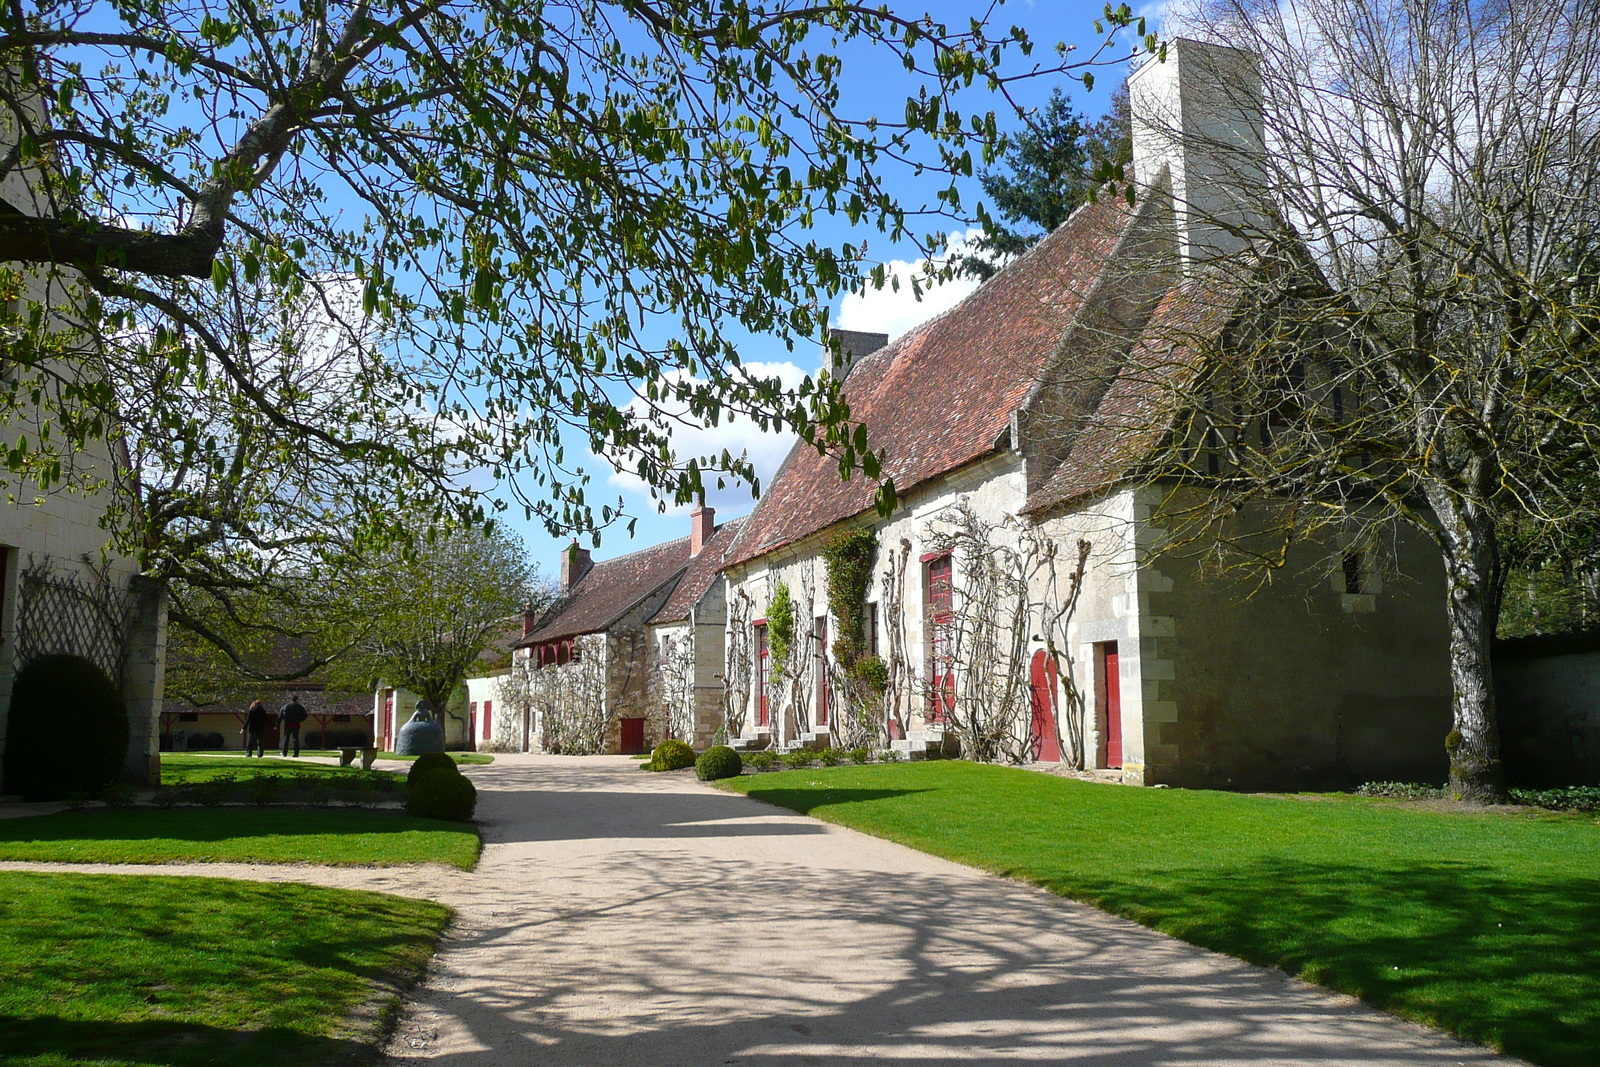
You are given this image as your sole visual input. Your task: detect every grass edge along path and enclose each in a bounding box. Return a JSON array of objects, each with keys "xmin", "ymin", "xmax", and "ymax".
[
  {"xmin": 721, "ymin": 761, "xmax": 1599, "ymax": 1067},
  {"xmin": 0, "ymin": 808, "xmax": 481, "ymax": 869},
  {"xmin": 0, "ymin": 871, "xmax": 449, "ymax": 1067}
]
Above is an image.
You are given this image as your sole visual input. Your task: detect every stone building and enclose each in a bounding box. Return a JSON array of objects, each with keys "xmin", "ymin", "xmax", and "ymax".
[
  {"xmin": 511, "ymin": 537, "xmax": 693, "ymax": 755},
  {"xmin": 714, "ymin": 38, "xmax": 1454, "ymax": 788},
  {"xmin": 645, "ymin": 509, "xmax": 745, "ymax": 750}
]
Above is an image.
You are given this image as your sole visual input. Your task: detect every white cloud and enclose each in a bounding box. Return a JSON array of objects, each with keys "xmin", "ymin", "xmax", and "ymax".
[
  {"xmin": 600, "ymin": 360, "xmax": 810, "ymax": 514},
  {"xmin": 835, "ymin": 229, "xmax": 986, "ymax": 340}
]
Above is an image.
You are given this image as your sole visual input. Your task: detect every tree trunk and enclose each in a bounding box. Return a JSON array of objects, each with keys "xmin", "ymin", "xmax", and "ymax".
[{"xmin": 1434, "ymin": 497, "xmax": 1509, "ymax": 802}]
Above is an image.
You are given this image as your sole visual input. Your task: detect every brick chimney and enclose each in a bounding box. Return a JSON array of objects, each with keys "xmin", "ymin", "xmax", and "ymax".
[
  {"xmin": 690, "ymin": 502, "xmax": 716, "ymax": 558},
  {"xmin": 560, "ymin": 542, "xmax": 593, "ymax": 592},
  {"xmin": 521, "ymin": 600, "xmax": 540, "ymax": 638},
  {"xmin": 826, "ymin": 328, "xmax": 889, "ymax": 381}
]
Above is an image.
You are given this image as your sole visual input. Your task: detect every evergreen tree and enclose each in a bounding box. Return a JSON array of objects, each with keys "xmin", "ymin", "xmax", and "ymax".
[{"xmin": 953, "ymin": 84, "xmax": 1132, "ymax": 280}]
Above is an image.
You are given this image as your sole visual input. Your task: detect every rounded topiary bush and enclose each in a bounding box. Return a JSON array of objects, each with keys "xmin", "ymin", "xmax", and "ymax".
[
  {"xmin": 2, "ymin": 654, "xmax": 129, "ymax": 800},
  {"xmin": 408, "ymin": 751, "xmax": 458, "ymax": 784},
  {"xmin": 405, "ymin": 766, "xmax": 477, "ymax": 821},
  {"xmin": 695, "ymin": 745, "xmax": 742, "ymax": 781},
  {"xmin": 650, "ymin": 738, "xmax": 696, "ymax": 771}
]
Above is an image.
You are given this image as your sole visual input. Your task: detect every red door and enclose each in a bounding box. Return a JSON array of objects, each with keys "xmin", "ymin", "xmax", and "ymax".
[
  {"xmin": 1029, "ymin": 650, "xmax": 1061, "ymax": 762},
  {"xmin": 1100, "ymin": 643, "xmax": 1123, "ymax": 769},
  {"xmin": 620, "ymin": 716, "xmax": 646, "ymax": 755}
]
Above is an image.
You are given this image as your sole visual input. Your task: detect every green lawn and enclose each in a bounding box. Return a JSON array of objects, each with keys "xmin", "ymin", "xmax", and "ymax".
[
  {"xmin": 0, "ymin": 871, "xmax": 448, "ymax": 1067},
  {"xmin": 159, "ymin": 753, "xmax": 401, "ymax": 787},
  {"xmin": 0, "ymin": 809, "xmax": 480, "ymax": 869},
  {"xmin": 722, "ymin": 761, "xmax": 1600, "ymax": 1067}
]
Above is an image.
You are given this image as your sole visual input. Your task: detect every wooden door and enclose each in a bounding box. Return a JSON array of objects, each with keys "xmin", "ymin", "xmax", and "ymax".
[
  {"xmin": 1028, "ymin": 650, "xmax": 1061, "ymax": 762},
  {"xmin": 1100, "ymin": 643, "xmax": 1123, "ymax": 769},
  {"xmin": 620, "ymin": 716, "xmax": 646, "ymax": 755}
]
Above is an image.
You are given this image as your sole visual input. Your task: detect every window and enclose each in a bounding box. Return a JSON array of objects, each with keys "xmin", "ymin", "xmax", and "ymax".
[
  {"xmin": 754, "ymin": 622, "xmax": 770, "ymax": 726},
  {"xmin": 333, "ymin": 714, "xmax": 352, "ymax": 723},
  {"xmin": 1342, "ymin": 550, "xmax": 1363, "ymax": 595},
  {"xmin": 178, "ymin": 712, "xmax": 199, "ymax": 723},
  {"xmin": 922, "ymin": 553, "xmax": 955, "ymax": 723},
  {"xmin": 814, "ymin": 616, "xmax": 830, "ymax": 726}
]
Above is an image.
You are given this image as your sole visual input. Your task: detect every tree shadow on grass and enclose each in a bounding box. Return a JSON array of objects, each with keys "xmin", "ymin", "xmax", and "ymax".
[
  {"xmin": 0, "ymin": 1015, "xmax": 380, "ymax": 1067},
  {"xmin": 739, "ymin": 785, "xmax": 932, "ymax": 815},
  {"xmin": 1028, "ymin": 855, "xmax": 1600, "ymax": 1067}
]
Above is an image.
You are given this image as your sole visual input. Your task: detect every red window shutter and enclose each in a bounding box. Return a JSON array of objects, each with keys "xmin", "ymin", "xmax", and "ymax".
[{"xmin": 482, "ymin": 700, "xmax": 492, "ymax": 740}]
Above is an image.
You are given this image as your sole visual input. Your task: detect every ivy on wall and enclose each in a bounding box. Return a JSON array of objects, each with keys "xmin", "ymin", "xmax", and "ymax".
[
  {"xmin": 822, "ymin": 527, "xmax": 876, "ymax": 663},
  {"xmin": 768, "ymin": 581, "xmax": 795, "ymax": 679}
]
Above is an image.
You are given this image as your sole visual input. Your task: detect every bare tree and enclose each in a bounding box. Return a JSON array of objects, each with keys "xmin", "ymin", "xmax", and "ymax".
[
  {"xmin": 1100, "ymin": 3, "xmax": 1600, "ymax": 801},
  {"xmin": 723, "ymin": 589, "xmax": 754, "ymax": 742}
]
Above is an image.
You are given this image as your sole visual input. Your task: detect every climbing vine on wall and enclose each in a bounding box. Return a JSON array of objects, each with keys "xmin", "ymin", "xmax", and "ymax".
[
  {"xmin": 822, "ymin": 527, "xmax": 876, "ymax": 663},
  {"xmin": 768, "ymin": 581, "xmax": 795, "ymax": 679}
]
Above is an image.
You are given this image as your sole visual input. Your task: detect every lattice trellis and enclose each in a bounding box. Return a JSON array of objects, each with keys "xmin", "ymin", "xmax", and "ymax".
[{"xmin": 16, "ymin": 556, "xmax": 131, "ymax": 684}]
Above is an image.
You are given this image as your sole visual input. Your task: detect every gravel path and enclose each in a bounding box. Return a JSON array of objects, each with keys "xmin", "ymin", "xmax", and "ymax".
[{"xmin": 2, "ymin": 754, "xmax": 1525, "ymax": 1065}]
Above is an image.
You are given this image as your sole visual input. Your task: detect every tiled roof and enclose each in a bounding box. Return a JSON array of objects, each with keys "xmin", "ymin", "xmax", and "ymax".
[
  {"xmin": 649, "ymin": 518, "xmax": 746, "ymax": 625},
  {"xmin": 724, "ymin": 194, "xmax": 1144, "ymax": 567},
  {"xmin": 1024, "ymin": 269, "xmax": 1247, "ymax": 514},
  {"xmin": 519, "ymin": 537, "xmax": 691, "ymax": 645}
]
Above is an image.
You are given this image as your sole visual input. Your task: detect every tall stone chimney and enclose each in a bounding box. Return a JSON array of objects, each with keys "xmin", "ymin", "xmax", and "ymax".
[
  {"xmin": 826, "ymin": 328, "xmax": 890, "ymax": 381},
  {"xmin": 521, "ymin": 600, "xmax": 540, "ymax": 638},
  {"xmin": 690, "ymin": 501, "xmax": 716, "ymax": 558},
  {"xmin": 560, "ymin": 542, "xmax": 593, "ymax": 592},
  {"xmin": 1129, "ymin": 38, "xmax": 1265, "ymax": 272}
]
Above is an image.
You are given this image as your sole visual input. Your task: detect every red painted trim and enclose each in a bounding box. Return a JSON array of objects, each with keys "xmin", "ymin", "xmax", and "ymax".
[
  {"xmin": 918, "ymin": 550, "xmax": 950, "ymax": 563},
  {"xmin": 752, "ymin": 617, "xmax": 768, "ymax": 626}
]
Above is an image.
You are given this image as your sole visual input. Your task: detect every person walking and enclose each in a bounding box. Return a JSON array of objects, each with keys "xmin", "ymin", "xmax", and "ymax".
[
  {"xmin": 243, "ymin": 699, "xmax": 269, "ymax": 757},
  {"xmin": 278, "ymin": 694, "xmax": 308, "ymax": 757}
]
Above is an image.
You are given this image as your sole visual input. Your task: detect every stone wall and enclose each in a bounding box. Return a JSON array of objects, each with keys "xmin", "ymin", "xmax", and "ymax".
[{"xmin": 1494, "ymin": 632, "xmax": 1600, "ymax": 786}]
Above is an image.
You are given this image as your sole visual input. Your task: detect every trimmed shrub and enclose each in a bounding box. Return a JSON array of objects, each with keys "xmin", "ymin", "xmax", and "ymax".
[
  {"xmin": 745, "ymin": 750, "xmax": 777, "ymax": 771},
  {"xmin": 695, "ymin": 745, "xmax": 742, "ymax": 781},
  {"xmin": 780, "ymin": 748, "xmax": 814, "ymax": 769},
  {"xmin": 650, "ymin": 739, "xmax": 696, "ymax": 772},
  {"xmin": 408, "ymin": 751, "xmax": 458, "ymax": 784},
  {"xmin": 846, "ymin": 746, "xmax": 872, "ymax": 765},
  {"xmin": 817, "ymin": 747, "xmax": 845, "ymax": 766},
  {"xmin": 2, "ymin": 654, "xmax": 129, "ymax": 800},
  {"xmin": 406, "ymin": 766, "xmax": 477, "ymax": 821}
]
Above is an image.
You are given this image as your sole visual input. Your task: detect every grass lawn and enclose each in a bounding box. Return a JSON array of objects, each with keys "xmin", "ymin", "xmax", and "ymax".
[
  {"xmin": 0, "ymin": 809, "xmax": 480, "ymax": 869},
  {"xmin": 722, "ymin": 761, "xmax": 1600, "ymax": 1067},
  {"xmin": 159, "ymin": 753, "xmax": 400, "ymax": 787},
  {"xmin": 0, "ymin": 871, "xmax": 448, "ymax": 1067}
]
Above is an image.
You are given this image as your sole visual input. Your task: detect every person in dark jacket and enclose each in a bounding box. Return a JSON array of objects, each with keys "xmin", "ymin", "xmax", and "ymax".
[
  {"xmin": 278, "ymin": 694, "xmax": 308, "ymax": 757},
  {"xmin": 243, "ymin": 700, "xmax": 270, "ymax": 757}
]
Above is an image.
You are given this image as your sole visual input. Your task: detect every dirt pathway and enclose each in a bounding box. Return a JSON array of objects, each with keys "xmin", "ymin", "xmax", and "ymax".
[{"xmin": 3, "ymin": 754, "xmax": 1524, "ymax": 1065}]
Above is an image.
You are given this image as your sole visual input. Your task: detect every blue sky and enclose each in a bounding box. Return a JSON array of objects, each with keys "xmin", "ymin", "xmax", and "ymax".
[{"xmin": 502, "ymin": 1, "xmax": 1160, "ymax": 582}]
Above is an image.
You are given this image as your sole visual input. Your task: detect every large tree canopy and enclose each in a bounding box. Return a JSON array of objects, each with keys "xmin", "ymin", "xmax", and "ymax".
[{"xmin": 0, "ymin": 0, "xmax": 1153, "ymax": 669}]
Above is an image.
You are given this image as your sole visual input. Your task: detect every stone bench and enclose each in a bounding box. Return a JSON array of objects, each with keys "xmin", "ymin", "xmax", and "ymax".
[{"xmin": 338, "ymin": 747, "xmax": 379, "ymax": 771}]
